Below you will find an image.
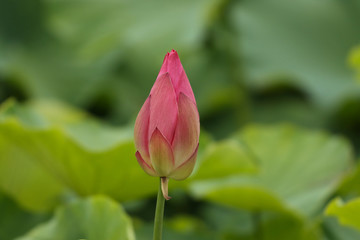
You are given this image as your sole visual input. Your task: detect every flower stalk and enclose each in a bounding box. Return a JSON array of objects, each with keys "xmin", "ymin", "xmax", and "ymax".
[{"xmin": 153, "ymin": 178, "xmax": 166, "ymax": 240}]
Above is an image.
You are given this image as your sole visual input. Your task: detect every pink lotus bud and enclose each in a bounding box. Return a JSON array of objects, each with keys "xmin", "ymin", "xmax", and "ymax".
[{"xmin": 134, "ymin": 50, "xmax": 200, "ymax": 197}]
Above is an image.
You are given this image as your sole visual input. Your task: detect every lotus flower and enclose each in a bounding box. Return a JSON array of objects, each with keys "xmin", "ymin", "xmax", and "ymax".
[{"xmin": 134, "ymin": 50, "xmax": 199, "ymax": 199}]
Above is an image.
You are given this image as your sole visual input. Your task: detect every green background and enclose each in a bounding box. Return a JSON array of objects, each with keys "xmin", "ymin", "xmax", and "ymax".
[{"xmin": 1, "ymin": 0, "xmax": 360, "ymax": 239}]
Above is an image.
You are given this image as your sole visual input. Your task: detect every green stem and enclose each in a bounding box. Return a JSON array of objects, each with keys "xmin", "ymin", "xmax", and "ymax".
[{"xmin": 153, "ymin": 178, "xmax": 165, "ymax": 240}]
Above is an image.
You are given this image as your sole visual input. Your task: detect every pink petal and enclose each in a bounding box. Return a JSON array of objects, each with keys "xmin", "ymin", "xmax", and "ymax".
[
  {"xmin": 169, "ymin": 145, "xmax": 198, "ymax": 181},
  {"xmin": 149, "ymin": 73, "xmax": 178, "ymax": 143},
  {"xmin": 149, "ymin": 128, "xmax": 175, "ymax": 176},
  {"xmin": 172, "ymin": 93, "xmax": 200, "ymax": 166},
  {"xmin": 176, "ymin": 70, "xmax": 196, "ymax": 103},
  {"xmin": 134, "ymin": 96, "xmax": 151, "ymax": 164},
  {"xmin": 135, "ymin": 151, "xmax": 157, "ymax": 177},
  {"xmin": 158, "ymin": 52, "xmax": 170, "ymax": 76},
  {"xmin": 166, "ymin": 50, "xmax": 183, "ymax": 88},
  {"xmin": 157, "ymin": 50, "xmax": 195, "ymax": 103}
]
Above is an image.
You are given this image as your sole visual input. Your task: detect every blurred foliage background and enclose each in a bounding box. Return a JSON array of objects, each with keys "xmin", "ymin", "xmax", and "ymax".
[{"xmin": 1, "ymin": 0, "xmax": 360, "ymax": 239}]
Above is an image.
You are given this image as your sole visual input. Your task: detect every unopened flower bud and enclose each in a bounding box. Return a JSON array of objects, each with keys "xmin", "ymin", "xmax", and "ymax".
[{"xmin": 134, "ymin": 50, "xmax": 200, "ymax": 199}]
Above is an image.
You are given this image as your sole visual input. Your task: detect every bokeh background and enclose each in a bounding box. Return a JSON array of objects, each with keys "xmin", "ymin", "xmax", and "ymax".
[{"xmin": 1, "ymin": 0, "xmax": 360, "ymax": 239}]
